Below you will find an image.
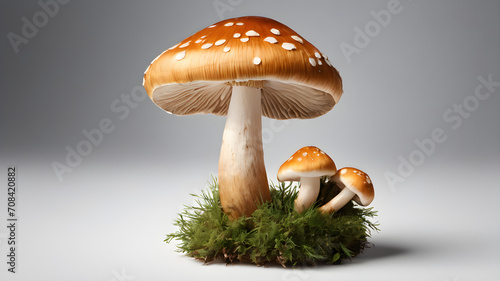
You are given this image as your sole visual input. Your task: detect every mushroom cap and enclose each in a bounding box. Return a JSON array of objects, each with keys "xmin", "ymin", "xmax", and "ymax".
[
  {"xmin": 332, "ymin": 167, "xmax": 374, "ymax": 206},
  {"xmin": 143, "ymin": 16, "xmax": 343, "ymax": 120},
  {"xmin": 277, "ymin": 146, "xmax": 337, "ymax": 182}
]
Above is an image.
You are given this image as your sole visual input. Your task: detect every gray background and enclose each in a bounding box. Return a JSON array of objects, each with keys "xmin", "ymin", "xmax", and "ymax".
[{"xmin": 1, "ymin": 0, "xmax": 499, "ymax": 280}]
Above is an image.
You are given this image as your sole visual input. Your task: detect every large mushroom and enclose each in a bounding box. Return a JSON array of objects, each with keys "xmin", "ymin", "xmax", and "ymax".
[
  {"xmin": 142, "ymin": 16, "xmax": 343, "ymax": 220},
  {"xmin": 319, "ymin": 167, "xmax": 374, "ymax": 214}
]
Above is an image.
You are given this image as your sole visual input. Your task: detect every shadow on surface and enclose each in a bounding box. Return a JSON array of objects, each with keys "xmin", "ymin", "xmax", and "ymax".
[
  {"xmin": 351, "ymin": 242, "xmax": 413, "ymax": 264},
  {"xmin": 225, "ymin": 243, "xmax": 415, "ymax": 269}
]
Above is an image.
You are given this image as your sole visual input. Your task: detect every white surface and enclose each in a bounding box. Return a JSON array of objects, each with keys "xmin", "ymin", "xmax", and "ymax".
[{"xmin": 1, "ymin": 159, "xmax": 498, "ymax": 281}]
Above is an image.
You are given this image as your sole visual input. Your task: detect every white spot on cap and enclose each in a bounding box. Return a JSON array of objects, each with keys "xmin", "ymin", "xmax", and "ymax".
[
  {"xmin": 322, "ymin": 54, "xmax": 332, "ymax": 66},
  {"xmin": 291, "ymin": 35, "xmax": 303, "ymax": 44},
  {"xmin": 271, "ymin": 28, "xmax": 280, "ymax": 35},
  {"xmin": 288, "ymin": 156, "xmax": 293, "ymax": 161},
  {"xmin": 179, "ymin": 41, "xmax": 190, "ymax": 48},
  {"xmin": 223, "ymin": 46, "xmax": 230, "ymax": 52},
  {"xmin": 298, "ymin": 157, "xmax": 302, "ymax": 161},
  {"xmin": 233, "ymin": 33, "xmax": 241, "ymax": 38},
  {"xmin": 253, "ymin": 57, "xmax": 261, "ymax": 65},
  {"xmin": 236, "ymin": 22, "xmax": 244, "ymax": 26},
  {"xmin": 215, "ymin": 39, "xmax": 226, "ymax": 46},
  {"xmin": 168, "ymin": 43, "xmax": 180, "ymax": 50},
  {"xmin": 315, "ymin": 52, "xmax": 322, "ymax": 59},
  {"xmin": 302, "ymin": 152, "xmax": 308, "ymax": 156},
  {"xmin": 264, "ymin": 37, "xmax": 277, "ymax": 44},
  {"xmin": 341, "ymin": 169, "xmax": 347, "ymax": 175},
  {"xmin": 318, "ymin": 60, "xmax": 323, "ymax": 65},
  {"xmin": 224, "ymin": 22, "xmax": 234, "ymax": 27},
  {"xmin": 208, "ymin": 25, "xmax": 216, "ymax": 28},
  {"xmin": 366, "ymin": 177, "xmax": 371, "ymax": 184},
  {"xmin": 195, "ymin": 39, "xmax": 202, "ymax": 43},
  {"xmin": 201, "ymin": 35, "xmax": 207, "ymax": 38},
  {"xmin": 281, "ymin": 43, "xmax": 296, "ymax": 50},
  {"xmin": 201, "ymin": 43, "xmax": 213, "ymax": 49},
  {"xmin": 175, "ymin": 50, "xmax": 186, "ymax": 60},
  {"xmin": 309, "ymin": 58, "xmax": 317, "ymax": 66},
  {"xmin": 240, "ymin": 38, "xmax": 249, "ymax": 42},
  {"xmin": 246, "ymin": 30, "xmax": 260, "ymax": 37}
]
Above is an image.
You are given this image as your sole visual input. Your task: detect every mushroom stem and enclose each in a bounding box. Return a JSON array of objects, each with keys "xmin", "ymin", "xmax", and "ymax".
[
  {"xmin": 218, "ymin": 85, "xmax": 271, "ymax": 220},
  {"xmin": 294, "ymin": 177, "xmax": 320, "ymax": 213},
  {"xmin": 319, "ymin": 187, "xmax": 356, "ymax": 214}
]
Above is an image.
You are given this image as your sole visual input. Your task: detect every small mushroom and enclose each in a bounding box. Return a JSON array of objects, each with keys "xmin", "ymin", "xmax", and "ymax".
[
  {"xmin": 319, "ymin": 167, "xmax": 374, "ymax": 214},
  {"xmin": 277, "ymin": 146, "xmax": 337, "ymax": 213}
]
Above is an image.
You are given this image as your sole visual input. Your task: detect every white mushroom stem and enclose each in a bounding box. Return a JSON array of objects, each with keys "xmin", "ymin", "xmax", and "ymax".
[
  {"xmin": 294, "ymin": 177, "xmax": 321, "ymax": 213},
  {"xmin": 319, "ymin": 187, "xmax": 356, "ymax": 214},
  {"xmin": 218, "ymin": 85, "xmax": 271, "ymax": 220}
]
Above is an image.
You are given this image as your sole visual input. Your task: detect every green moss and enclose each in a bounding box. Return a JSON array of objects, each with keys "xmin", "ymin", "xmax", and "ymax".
[{"xmin": 165, "ymin": 177, "xmax": 379, "ymax": 267}]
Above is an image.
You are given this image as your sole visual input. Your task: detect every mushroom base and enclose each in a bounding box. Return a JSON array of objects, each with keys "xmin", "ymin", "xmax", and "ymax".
[
  {"xmin": 166, "ymin": 177, "xmax": 379, "ymax": 266},
  {"xmin": 218, "ymin": 85, "xmax": 271, "ymax": 220},
  {"xmin": 294, "ymin": 177, "xmax": 321, "ymax": 213}
]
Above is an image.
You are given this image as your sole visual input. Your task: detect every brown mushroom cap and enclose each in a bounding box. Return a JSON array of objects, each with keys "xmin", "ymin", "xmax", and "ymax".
[
  {"xmin": 334, "ymin": 167, "xmax": 374, "ymax": 206},
  {"xmin": 143, "ymin": 16, "xmax": 343, "ymax": 120},
  {"xmin": 277, "ymin": 146, "xmax": 337, "ymax": 181}
]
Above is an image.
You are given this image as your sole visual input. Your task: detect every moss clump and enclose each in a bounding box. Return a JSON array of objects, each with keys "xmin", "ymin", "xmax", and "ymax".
[{"xmin": 165, "ymin": 177, "xmax": 378, "ymax": 267}]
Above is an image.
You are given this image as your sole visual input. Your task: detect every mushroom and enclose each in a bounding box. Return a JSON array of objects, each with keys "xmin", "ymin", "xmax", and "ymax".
[
  {"xmin": 142, "ymin": 16, "xmax": 343, "ymax": 220},
  {"xmin": 277, "ymin": 146, "xmax": 337, "ymax": 213},
  {"xmin": 319, "ymin": 167, "xmax": 374, "ymax": 214}
]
